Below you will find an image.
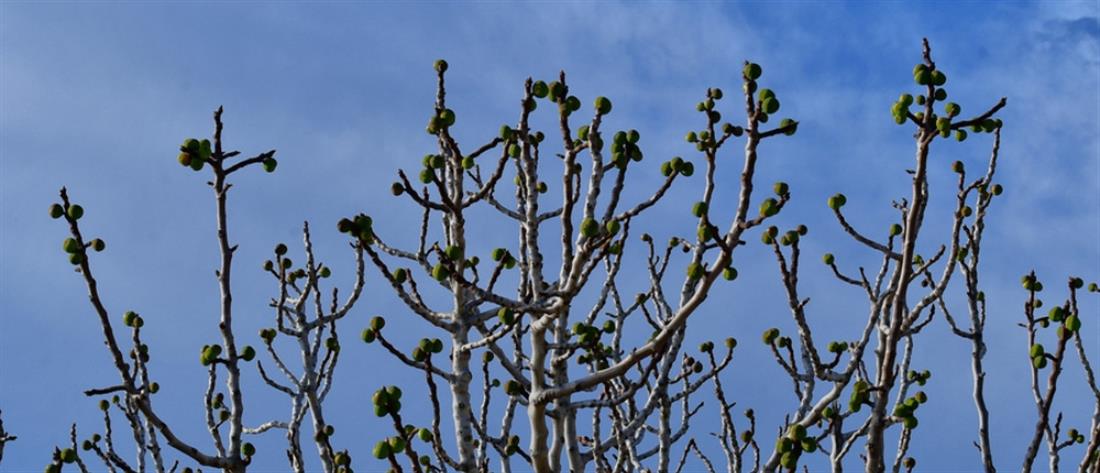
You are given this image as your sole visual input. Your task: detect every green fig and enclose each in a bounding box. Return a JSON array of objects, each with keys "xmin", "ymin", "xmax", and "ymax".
[
  {"xmin": 827, "ymin": 193, "xmax": 847, "ymax": 211},
  {"xmin": 914, "ymin": 69, "xmax": 931, "ymax": 86},
  {"xmin": 723, "ymin": 267, "xmax": 738, "ymax": 281},
  {"xmin": 686, "ymin": 262, "xmax": 704, "ymax": 280},
  {"xmin": 787, "ymin": 424, "xmax": 807, "ymax": 440},
  {"xmin": 531, "ymin": 80, "xmax": 549, "ymax": 98},
  {"xmin": 1033, "ymin": 355, "xmax": 1047, "ymax": 369},
  {"xmin": 773, "ymin": 181, "xmax": 789, "ymax": 196},
  {"xmin": 595, "ymin": 96, "xmax": 612, "ymax": 115},
  {"xmin": 779, "ymin": 118, "xmax": 797, "ymax": 135},
  {"xmin": 373, "ymin": 440, "xmax": 392, "ymax": 459},
  {"xmin": 759, "ymin": 198, "xmax": 779, "ymax": 217},
  {"xmin": 498, "ymin": 307, "xmax": 515, "ymax": 325},
  {"xmin": 692, "ymin": 201, "xmax": 708, "ymax": 218},
  {"xmin": 762, "ymin": 328, "xmax": 780, "ymax": 345},
  {"xmin": 1066, "ymin": 314, "xmax": 1081, "ymax": 332},
  {"xmin": 605, "ymin": 219, "xmax": 620, "ymax": 235},
  {"xmin": 762, "ymin": 97, "xmax": 780, "ymax": 114},
  {"xmin": 361, "ymin": 328, "xmax": 376, "ymax": 344},
  {"xmin": 903, "ymin": 416, "xmax": 919, "ymax": 429},
  {"xmin": 67, "ymin": 205, "xmax": 84, "ymax": 220},
  {"xmin": 241, "ymin": 345, "xmax": 256, "ymax": 362},
  {"xmin": 418, "ymin": 428, "xmax": 433, "ymax": 442},
  {"xmin": 49, "ymin": 204, "xmax": 64, "ymax": 219},
  {"xmin": 581, "ymin": 218, "xmax": 600, "ymax": 238},
  {"xmin": 743, "ymin": 63, "xmax": 762, "ymax": 80},
  {"xmin": 431, "ymin": 263, "xmax": 449, "ymax": 282}
]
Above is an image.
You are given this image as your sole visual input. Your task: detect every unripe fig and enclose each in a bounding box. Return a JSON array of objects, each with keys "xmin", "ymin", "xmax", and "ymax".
[
  {"xmin": 779, "ymin": 118, "xmax": 797, "ymax": 135},
  {"xmin": 931, "ymin": 70, "xmax": 946, "ymax": 86},
  {"xmin": 777, "ymin": 437, "xmax": 794, "ymax": 454},
  {"xmin": 889, "ymin": 224, "xmax": 903, "ymax": 237},
  {"xmin": 759, "ymin": 198, "xmax": 779, "ymax": 218},
  {"xmin": 773, "ymin": 181, "xmax": 789, "ymax": 196},
  {"xmin": 952, "ymin": 160, "xmax": 964, "ymax": 174},
  {"xmin": 69, "ymin": 252, "xmax": 85, "ymax": 265},
  {"xmin": 762, "ymin": 328, "xmax": 780, "ymax": 345},
  {"xmin": 934, "ymin": 88, "xmax": 947, "ymax": 101},
  {"xmin": 787, "ymin": 424, "xmax": 807, "ymax": 440},
  {"xmin": 827, "ymin": 193, "xmax": 847, "ymax": 211},
  {"xmin": 594, "ymin": 96, "xmax": 612, "ymax": 115},
  {"xmin": 762, "ymin": 97, "xmax": 780, "ymax": 114},
  {"xmin": 1066, "ymin": 314, "xmax": 1081, "ymax": 332},
  {"xmin": 63, "ymin": 237, "xmax": 80, "ymax": 254},
  {"xmin": 504, "ymin": 379, "xmax": 523, "ymax": 396},
  {"xmin": 903, "ymin": 416, "xmax": 919, "ymax": 429},
  {"xmin": 548, "ymin": 81, "xmax": 566, "ymax": 101},
  {"xmin": 61, "ymin": 448, "xmax": 76, "ymax": 463},
  {"xmin": 723, "ymin": 267, "xmax": 738, "ymax": 281},
  {"xmin": 262, "ymin": 158, "xmax": 278, "ymax": 173},
  {"xmin": 90, "ymin": 238, "xmax": 105, "ymax": 252},
  {"xmin": 373, "ymin": 440, "xmax": 392, "ymax": 459},
  {"xmin": 241, "ymin": 345, "xmax": 256, "ymax": 362},
  {"xmin": 67, "ymin": 204, "xmax": 84, "ymax": 220},
  {"xmin": 602, "ymin": 320, "xmax": 616, "ymax": 334},
  {"xmin": 359, "ymin": 328, "xmax": 376, "ymax": 344},
  {"xmin": 685, "ymin": 131, "xmax": 698, "ymax": 143},
  {"xmin": 1032, "ymin": 355, "xmax": 1047, "ymax": 369},
  {"xmin": 498, "ymin": 307, "xmax": 515, "ymax": 325},
  {"xmin": 914, "ymin": 69, "xmax": 931, "ymax": 85},
  {"xmin": 692, "ymin": 201, "xmax": 708, "ymax": 218},
  {"xmin": 418, "ymin": 168, "xmax": 435, "ymax": 184},
  {"xmin": 418, "ymin": 427, "xmax": 433, "ymax": 442},
  {"xmin": 680, "ymin": 161, "xmax": 695, "ymax": 176},
  {"xmin": 1049, "ymin": 306, "xmax": 1065, "ymax": 322},
  {"xmin": 526, "ymin": 79, "xmax": 548, "ymax": 99},
  {"xmin": 580, "ymin": 218, "xmax": 600, "ymax": 238},
  {"xmin": 686, "ymin": 262, "xmax": 704, "ymax": 280},
  {"xmin": 743, "ymin": 63, "xmax": 762, "ymax": 80},
  {"xmin": 49, "ymin": 204, "xmax": 64, "ymax": 219},
  {"xmin": 944, "ymin": 102, "xmax": 960, "ymax": 117},
  {"xmin": 431, "ymin": 263, "xmax": 449, "ymax": 282},
  {"xmin": 801, "ymin": 438, "xmax": 817, "ymax": 453}
]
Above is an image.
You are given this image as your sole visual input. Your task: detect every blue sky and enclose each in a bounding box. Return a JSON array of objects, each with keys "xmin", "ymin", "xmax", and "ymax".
[{"xmin": 1, "ymin": 2, "xmax": 1098, "ymax": 472}]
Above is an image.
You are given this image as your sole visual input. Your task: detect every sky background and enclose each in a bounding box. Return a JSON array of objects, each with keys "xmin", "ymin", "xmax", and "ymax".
[{"xmin": 1, "ymin": 1, "xmax": 1098, "ymax": 472}]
